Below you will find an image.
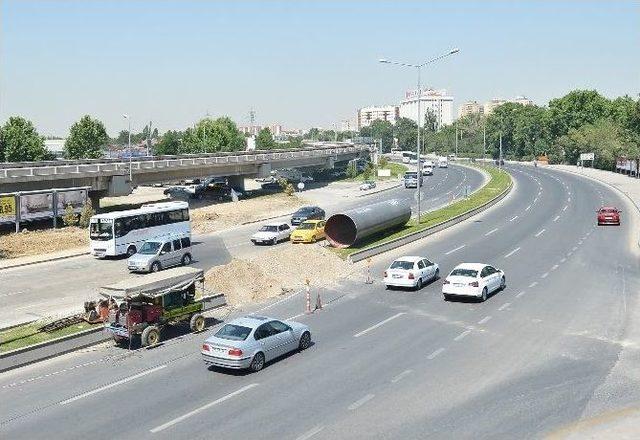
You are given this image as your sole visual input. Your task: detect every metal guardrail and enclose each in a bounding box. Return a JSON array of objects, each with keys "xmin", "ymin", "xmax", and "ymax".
[
  {"xmin": 348, "ymin": 176, "xmax": 513, "ymax": 263},
  {"xmin": 0, "ymin": 145, "xmax": 369, "ymax": 180}
]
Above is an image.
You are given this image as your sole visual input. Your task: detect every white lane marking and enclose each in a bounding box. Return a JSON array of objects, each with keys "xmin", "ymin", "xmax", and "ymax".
[
  {"xmin": 563, "ymin": 205, "xmax": 568, "ymax": 211},
  {"xmin": 0, "ymin": 291, "xmax": 23, "ymax": 298},
  {"xmin": 454, "ymin": 330, "xmax": 471, "ymax": 341},
  {"xmin": 478, "ymin": 316, "xmax": 492, "ymax": 325},
  {"xmin": 348, "ymin": 393, "xmax": 375, "ymax": 410},
  {"xmin": 295, "ymin": 425, "xmax": 325, "ymax": 440},
  {"xmin": 445, "ymin": 245, "xmax": 465, "ymax": 255},
  {"xmin": 427, "ymin": 348, "xmax": 445, "ymax": 359},
  {"xmin": 509, "ymin": 215, "xmax": 519, "ymax": 222},
  {"xmin": 551, "ymin": 264, "xmax": 559, "ymax": 271},
  {"xmin": 541, "ymin": 272, "xmax": 549, "ymax": 279},
  {"xmin": 568, "ymin": 197, "xmax": 571, "ymax": 202},
  {"xmin": 533, "ymin": 197, "xmax": 538, "ymax": 203},
  {"xmin": 529, "ymin": 281, "xmax": 538, "ymax": 288},
  {"xmin": 560, "ymin": 258, "xmax": 566, "ymax": 263},
  {"xmin": 572, "ymin": 246, "xmax": 578, "ymax": 251},
  {"xmin": 484, "ymin": 228, "xmax": 499, "ymax": 236},
  {"xmin": 354, "ymin": 313, "xmax": 406, "ymax": 338},
  {"xmin": 61, "ymin": 365, "xmax": 167, "ymax": 405},
  {"xmin": 516, "ymin": 291, "xmax": 525, "ymax": 298},
  {"xmin": 553, "ymin": 215, "xmax": 560, "ymax": 222},
  {"xmin": 535, "ymin": 229, "xmax": 546, "ymax": 237},
  {"xmin": 504, "ymin": 247, "xmax": 521, "ymax": 258},
  {"xmin": 578, "ymin": 240, "xmax": 583, "ymax": 245},
  {"xmin": 498, "ymin": 302, "xmax": 511, "ymax": 311},
  {"xmin": 150, "ymin": 383, "xmax": 259, "ymax": 433},
  {"xmin": 391, "ymin": 369, "xmax": 413, "ymax": 383},
  {"xmin": 567, "ymin": 251, "xmax": 573, "ymax": 257},
  {"xmin": 525, "ymin": 205, "xmax": 531, "ymax": 211}
]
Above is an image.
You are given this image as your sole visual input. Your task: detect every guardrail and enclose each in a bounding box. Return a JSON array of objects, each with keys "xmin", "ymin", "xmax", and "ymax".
[
  {"xmin": 348, "ymin": 177, "xmax": 513, "ymax": 263},
  {"xmin": 0, "ymin": 145, "xmax": 370, "ymax": 180}
]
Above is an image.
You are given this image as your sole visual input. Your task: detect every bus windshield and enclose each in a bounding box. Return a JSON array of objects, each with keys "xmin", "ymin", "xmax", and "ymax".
[{"xmin": 90, "ymin": 220, "xmax": 113, "ymax": 241}]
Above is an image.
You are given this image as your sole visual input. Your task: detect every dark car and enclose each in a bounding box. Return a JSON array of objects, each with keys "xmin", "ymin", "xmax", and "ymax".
[
  {"xmin": 291, "ymin": 206, "xmax": 325, "ymax": 226},
  {"xmin": 597, "ymin": 206, "xmax": 621, "ymax": 226}
]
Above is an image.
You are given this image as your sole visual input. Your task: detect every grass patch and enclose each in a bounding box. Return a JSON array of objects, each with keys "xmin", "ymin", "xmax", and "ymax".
[
  {"xmin": 345, "ymin": 162, "xmax": 408, "ymax": 182},
  {"xmin": 335, "ymin": 165, "xmax": 511, "ymax": 258},
  {"xmin": 0, "ymin": 319, "xmax": 102, "ymax": 353}
]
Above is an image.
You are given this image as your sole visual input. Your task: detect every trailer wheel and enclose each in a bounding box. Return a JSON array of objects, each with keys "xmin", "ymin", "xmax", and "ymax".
[
  {"xmin": 190, "ymin": 313, "xmax": 205, "ymax": 332},
  {"xmin": 141, "ymin": 326, "xmax": 160, "ymax": 347}
]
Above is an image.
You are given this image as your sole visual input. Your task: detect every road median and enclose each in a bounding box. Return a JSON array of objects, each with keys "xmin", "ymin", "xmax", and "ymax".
[{"xmin": 338, "ymin": 165, "xmax": 512, "ymax": 262}]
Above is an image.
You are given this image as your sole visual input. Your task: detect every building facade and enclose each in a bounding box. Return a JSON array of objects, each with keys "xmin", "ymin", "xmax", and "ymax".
[
  {"xmin": 458, "ymin": 101, "xmax": 484, "ymax": 118},
  {"xmin": 484, "ymin": 96, "xmax": 534, "ymax": 115},
  {"xmin": 398, "ymin": 89, "xmax": 454, "ymax": 129},
  {"xmin": 357, "ymin": 105, "xmax": 400, "ymax": 130}
]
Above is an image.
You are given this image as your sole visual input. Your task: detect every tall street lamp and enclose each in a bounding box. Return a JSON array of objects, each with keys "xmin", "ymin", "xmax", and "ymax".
[
  {"xmin": 379, "ymin": 48, "xmax": 459, "ymax": 223},
  {"xmin": 123, "ymin": 114, "xmax": 132, "ymax": 181}
]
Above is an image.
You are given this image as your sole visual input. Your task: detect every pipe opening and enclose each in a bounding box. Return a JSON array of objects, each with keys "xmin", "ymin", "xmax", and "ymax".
[{"xmin": 324, "ymin": 214, "xmax": 357, "ymax": 248}]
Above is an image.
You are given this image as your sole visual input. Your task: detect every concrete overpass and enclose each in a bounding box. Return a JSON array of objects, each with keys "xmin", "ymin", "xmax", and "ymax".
[{"xmin": 0, "ymin": 143, "xmax": 369, "ymax": 203}]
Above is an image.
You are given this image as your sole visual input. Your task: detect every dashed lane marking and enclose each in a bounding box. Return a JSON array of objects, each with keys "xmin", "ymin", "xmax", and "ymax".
[
  {"xmin": 454, "ymin": 330, "xmax": 471, "ymax": 341},
  {"xmin": 553, "ymin": 215, "xmax": 560, "ymax": 222},
  {"xmin": 504, "ymin": 247, "xmax": 521, "ymax": 258},
  {"xmin": 551, "ymin": 264, "xmax": 559, "ymax": 271},
  {"xmin": 560, "ymin": 258, "xmax": 566, "ymax": 263},
  {"xmin": 354, "ymin": 313, "xmax": 406, "ymax": 338},
  {"xmin": 541, "ymin": 272, "xmax": 549, "ymax": 279},
  {"xmin": 525, "ymin": 205, "xmax": 531, "ymax": 211},
  {"xmin": 535, "ymin": 229, "xmax": 546, "ymax": 237},
  {"xmin": 516, "ymin": 291, "xmax": 525, "ymax": 298},
  {"xmin": 445, "ymin": 245, "xmax": 465, "ymax": 255},
  {"xmin": 529, "ymin": 281, "xmax": 538, "ymax": 288},
  {"xmin": 509, "ymin": 215, "xmax": 519, "ymax": 222},
  {"xmin": 563, "ymin": 205, "xmax": 568, "ymax": 211},
  {"xmin": 478, "ymin": 316, "xmax": 492, "ymax": 325},
  {"xmin": 484, "ymin": 228, "xmax": 499, "ymax": 236},
  {"xmin": 295, "ymin": 426, "xmax": 325, "ymax": 440},
  {"xmin": 498, "ymin": 302, "xmax": 511, "ymax": 311},
  {"xmin": 427, "ymin": 348, "xmax": 445, "ymax": 360},
  {"xmin": 391, "ymin": 369, "xmax": 413, "ymax": 383},
  {"xmin": 348, "ymin": 394, "xmax": 375, "ymax": 410}
]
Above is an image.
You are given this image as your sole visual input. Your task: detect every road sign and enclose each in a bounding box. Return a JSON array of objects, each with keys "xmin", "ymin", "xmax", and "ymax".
[
  {"xmin": 580, "ymin": 153, "xmax": 595, "ymax": 161},
  {"xmin": 297, "ymin": 182, "xmax": 305, "ymax": 191}
]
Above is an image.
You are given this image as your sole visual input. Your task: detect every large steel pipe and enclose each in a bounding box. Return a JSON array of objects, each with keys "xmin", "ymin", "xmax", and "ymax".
[{"xmin": 325, "ymin": 199, "xmax": 411, "ymax": 248}]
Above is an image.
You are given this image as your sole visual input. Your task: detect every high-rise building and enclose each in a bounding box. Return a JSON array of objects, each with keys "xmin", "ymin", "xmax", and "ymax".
[
  {"xmin": 357, "ymin": 105, "xmax": 400, "ymax": 130},
  {"xmin": 398, "ymin": 88, "xmax": 454, "ymax": 129},
  {"xmin": 458, "ymin": 101, "xmax": 484, "ymax": 118},
  {"xmin": 484, "ymin": 96, "xmax": 534, "ymax": 115}
]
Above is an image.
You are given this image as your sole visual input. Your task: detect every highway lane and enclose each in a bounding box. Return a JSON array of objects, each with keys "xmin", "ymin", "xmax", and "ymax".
[
  {"xmin": 0, "ymin": 164, "xmax": 484, "ymax": 326},
  {"xmin": 2, "ymin": 165, "xmax": 638, "ymax": 439}
]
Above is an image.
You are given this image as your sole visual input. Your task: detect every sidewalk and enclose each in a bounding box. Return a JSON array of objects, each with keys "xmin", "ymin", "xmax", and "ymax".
[{"xmin": 0, "ymin": 247, "xmax": 88, "ymax": 271}]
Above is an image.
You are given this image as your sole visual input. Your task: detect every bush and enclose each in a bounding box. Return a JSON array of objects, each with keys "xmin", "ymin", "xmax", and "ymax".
[
  {"xmin": 284, "ymin": 183, "xmax": 295, "ymax": 196},
  {"xmin": 378, "ymin": 157, "xmax": 389, "ymax": 168},
  {"xmin": 62, "ymin": 204, "xmax": 77, "ymax": 227},
  {"xmin": 277, "ymin": 178, "xmax": 289, "ymax": 191},
  {"xmin": 78, "ymin": 199, "xmax": 95, "ymax": 228},
  {"xmin": 361, "ymin": 163, "xmax": 375, "ymax": 180},
  {"xmin": 346, "ymin": 163, "xmax": 358, "ymax": 178}
]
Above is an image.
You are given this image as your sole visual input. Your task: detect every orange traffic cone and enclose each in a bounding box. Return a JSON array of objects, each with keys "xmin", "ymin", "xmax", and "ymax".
[
  {"xmin": 305, "ymin": 279, "xmax": 312, "ymax": 314},
  {"xmin": 315, "ymin": 291, "xmax": 323, "ymax": 311}
]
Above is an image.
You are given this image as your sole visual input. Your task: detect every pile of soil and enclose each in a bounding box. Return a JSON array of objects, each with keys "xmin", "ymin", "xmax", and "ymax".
[
  {"xmin": 0, "ymin": 227, "xmax": 88, "ymax": 259},
  {"xmin": 204, "ymin": 244, "xmax": 353, "ymax": 307},
  {"xmin": 191, "ymin": 193, "xmax": 305, "ymax": 233}
]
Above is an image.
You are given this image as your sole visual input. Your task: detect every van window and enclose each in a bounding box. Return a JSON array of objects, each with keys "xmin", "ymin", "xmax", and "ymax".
[
  {"xmin": 181, "ymin": 237, "xmax": 191, "ymax": 248},
  {"xmin": 161, "ymin": 242, "xmax": 172, "ymax": 253},
  {"xmin": 173, "ymin": 239, "xmax": 181, "ymax": 251}
]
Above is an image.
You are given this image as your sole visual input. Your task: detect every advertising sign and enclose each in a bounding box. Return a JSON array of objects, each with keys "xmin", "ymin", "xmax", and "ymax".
[
  {"xmin": 57, "ymin": 189, "xmax": 88, "ymax": 214},
  {"xmin": 20, "ymin": 193, "xmax": 54, "ymax": 221},
  {"xmin": 0, "ymin": 195, "xmax": 16, "ymax": 223},
  {"xmin": 580, "ymin": 152, "xmax": 595, "ymax": 161}
]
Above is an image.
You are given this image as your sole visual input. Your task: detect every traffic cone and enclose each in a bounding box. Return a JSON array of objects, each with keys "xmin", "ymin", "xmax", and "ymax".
[
  {"xmin": 315, "ymin": 291, "xmax": 323, "ymax": 311},
  {"xmin": 365, "ymin": 257, "xmax": 374, "ymax": 284},
  {"xmin": 305, "ymin": 279, "xmax": 312, "ymax": 314}
]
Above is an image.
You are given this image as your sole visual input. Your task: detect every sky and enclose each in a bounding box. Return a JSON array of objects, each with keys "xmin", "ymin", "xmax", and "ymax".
[{"xmin": 1, "ymin": 0, "xmax": 639, "ymax": 137}]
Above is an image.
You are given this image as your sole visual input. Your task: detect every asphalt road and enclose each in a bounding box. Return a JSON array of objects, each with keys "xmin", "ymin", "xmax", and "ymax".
[
  {"xmin": 0, "ymin": 164, "xmax": 484, "ymax": 326},
  {"xmin": 2, "ymin": 164, "xmax": 638, "ymax": 439}
]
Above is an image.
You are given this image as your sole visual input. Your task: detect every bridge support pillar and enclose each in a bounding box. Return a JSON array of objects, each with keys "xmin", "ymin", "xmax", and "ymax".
[
  {"xmin": 88, "ymin": 190, "xmax": 105, "ymax": 212},
  {"xmin": 325, "ymin": 156, "xmax": 335, "ymax": 169},
  {"xmin": 257, "ymin": 163, "xmax": 271, "ymax": 178}
]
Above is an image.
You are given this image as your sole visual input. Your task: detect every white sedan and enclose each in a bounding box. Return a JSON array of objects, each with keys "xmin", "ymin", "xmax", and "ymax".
[
  {"xmin": 250, "ymin": 222, "xmax": 292, "ymax": 245},
  {"xmin": 442, "ymin": 263, "xmax": 505, "ymax": 301},
  {"xmin": 383, "ymin": 256, "xmax": 439, "ymax": 290}
]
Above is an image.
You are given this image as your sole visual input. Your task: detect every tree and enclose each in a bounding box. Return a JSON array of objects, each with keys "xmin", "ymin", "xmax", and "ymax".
[
  {"xmin": 364, "ymin": 120, "xmax": 394, "ymax": 152},
  {"xmin": 256, "ymin": 127, "xmax": 277, "ymax": 149},
  {"xmin": 555, "ymin": 119, "xmax": 628, "ymax": 169},
  {"xmin": 154, "ymin": 130, "xmax": 182, "ymax": 155},
  {"xmin": 424, "ymin": 108, "xmax": 438, "ymax": 133},
  {"xmin": 548, "ymin": 90, "xmax": 611, "ymax": 138},
  {"xmin": 64, "ymin": 115, "xmax": 109, "ymax": 159},
  {"xmin": 62, "ymin": 204, "xmax": 77, "ymax": 227},
  {"xmin": 78, "ymin": 199, "xmax": 95, "ymax": 228},
  {"xmin": 395, "ymin": 117, "xmax": 418, "ymax": 151},
  {"xmin": 0, "ymin": 116, "xmax": 47, "ymax": 162},
  {"xmin": 181, "ymin": 117, "xmax": 245, "ymax": 153}
]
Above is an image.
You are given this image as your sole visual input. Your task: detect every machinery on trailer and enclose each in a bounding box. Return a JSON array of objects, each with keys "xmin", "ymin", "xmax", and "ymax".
[{"xmin": 101, "ymin": 267, "xmax": 225, "ymax": 346}]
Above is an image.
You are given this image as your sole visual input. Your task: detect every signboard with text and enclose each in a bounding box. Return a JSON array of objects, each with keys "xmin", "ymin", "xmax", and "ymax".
[
  {"xmin": 0, "ymin": 195, "xmax": 16, "ymax": 223},
  {"xmin": 580, "ymin": 152, "xmax": 595, "ymax": 161}
]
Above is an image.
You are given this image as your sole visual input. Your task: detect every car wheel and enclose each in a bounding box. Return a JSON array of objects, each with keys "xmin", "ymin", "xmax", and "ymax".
[
  {"xmin": 271, "ymin": 238, "xmax": 277, "ymax": 246},
  {"xmin": 311, "ymin": 235, "xmax": 316, "ymax": 243},
  {"xmin": 249, "ymin": 352, "xmax": 265, "ymax": 372},
  {"xmin": 189, "ymin": 313, "xmax": 205, "ymax": 332},
  {"xmin": 141, "ymin": 326, "xmax": 160, "ymax": 347},
  {"xmin": 481, "ymin": 287, "xmax": 488, "ymax": 302},
  {"xmin": 415, "ymin": 278, "xmax": 423, "ymax": 290},
  {"xmin": 298, "ymin": 332, "xmax": 311, "ymax": 351},
  {"xmin": 126, "ymin": 246, "xmax": 137, "ymax": 257},
  {"xmin": 500, "ymin": 276, "xmax": 506, "ymax": 291},
  {"xmin": 151, "ymin": 262, "xmax": 161, "ymax": 272},
  {"xmin": 443, "ymin": 294, "xmax": 450, "ymax": 301},
  {"xmin": 182, "ymin": 253, "xmax": 192, "ymax": 265}
]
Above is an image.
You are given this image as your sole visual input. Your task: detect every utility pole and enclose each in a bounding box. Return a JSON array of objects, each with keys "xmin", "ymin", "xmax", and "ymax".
[
  {"xmin": 483, "ymin": 124, "xmax": 486, "ymax": 162},
  {"xmin": 455, "ymin": 125, "xmax": 458, "ymax": 158},
  {"xmin": 147, "ymin": 120, "xmax": 152, "ymax": 156},
  {"xmin": 499, "ymin": 132, "xmax": 503, "ymax": 169}
]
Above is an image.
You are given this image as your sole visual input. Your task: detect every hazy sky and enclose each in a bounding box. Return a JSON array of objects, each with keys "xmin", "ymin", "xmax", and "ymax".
[{"xmin": 1, "ymin": 0, "xmax": 638, "ymax": 136}]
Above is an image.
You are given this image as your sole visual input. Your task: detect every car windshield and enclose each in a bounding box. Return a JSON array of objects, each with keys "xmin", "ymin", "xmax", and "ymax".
[
  {"xmin": 390, "ymin": 260, "xmax": 414, "ymax": 270},
  {"xmin": 214, "ymin": 324, "xmax": 252, "ymax": 341},
  {"xmin": 601, "ymin": 208, "xmax": 616, "ymax": 213},
  {"xmin": 296, "ymin": 207, "xmax": 314, "ymax": 215},
  {"xmin": 450, "ymin": 268, "xmax": 478, "ymax": 277},
  {"xmin": 297, "ymin": 222, "xmax": 315, "ymax": 230},
  {"xmin": 138, "ymin": 241, "xmax": 162, "ymax": 255},
  {"xmin": 259, "ymin": 225, "xmax": 278, "ymax": 232},
  {"xmin": 404, "ymin": 172, "xmax": 417, "ymax": 178}
]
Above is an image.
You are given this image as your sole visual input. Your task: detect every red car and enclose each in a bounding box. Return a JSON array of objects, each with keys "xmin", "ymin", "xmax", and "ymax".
[{"xmin": 597, "ymin": 207, "xmax": 621, "ymax": 226}]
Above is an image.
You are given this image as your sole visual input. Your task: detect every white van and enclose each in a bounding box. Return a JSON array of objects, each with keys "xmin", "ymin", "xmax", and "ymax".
[
  {"xmin": 438, "ymin": 157, "xmax": 448, "ymax": 168},
  {"xmin": 127, "ymin": 234, "xmax": 193, "ymax": 273}
]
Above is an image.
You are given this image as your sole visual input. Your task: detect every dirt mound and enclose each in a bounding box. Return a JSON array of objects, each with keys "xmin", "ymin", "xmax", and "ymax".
[
  {"xmin": 204, "ymin": 244, "xmax": 352, "ymax": 307},
  {"xmin": 191, "ymin": 193, "xmax": 305, "ymax": 234},
  {"xmin": 0, "ymin": 227, "xmax": 88, "ymax": 259}
]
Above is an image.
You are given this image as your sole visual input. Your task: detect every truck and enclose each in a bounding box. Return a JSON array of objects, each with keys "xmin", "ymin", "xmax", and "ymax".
[{"xmin": 102, "ymin": 267, "xmax": 226, "ymax": 347}]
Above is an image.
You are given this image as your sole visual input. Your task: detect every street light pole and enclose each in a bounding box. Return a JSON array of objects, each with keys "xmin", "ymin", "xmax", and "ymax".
[
  {"xmin": 455, "ymin": 124, "xmax": 458, "ymax": 158},
  {"xmin": 379, "ymin": 47, "xmax": 459, "ymax": 223},
  {"xmin": 483, "ymin": 124, "xmax": 486, "ymax": 162},
  {"xmin": 123, "ymin": 114, "xmax": 132, "ymax": 181}
]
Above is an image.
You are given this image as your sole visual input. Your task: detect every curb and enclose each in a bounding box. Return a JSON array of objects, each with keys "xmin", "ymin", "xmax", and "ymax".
[
  {"xmin": 0, "ymin": 326, "xmax": 108, "ymax": 373},
  {"xmin": 356, "ymin": 182, "xmax": 402, "ymax": 198},
  {"xmin": 240, "ymin": 211, "xmax": 297, "ymax": 226},
  {"xmin": 0, "ymin": 250, "xmax": 89, "ymax": 271},
  {"xmin": 348, "ymin": 172, "xmax": 513, "ymax": 263},
  {"xmin": 0, "ymin": 319, "xmax": 37, "ymax": 332}
]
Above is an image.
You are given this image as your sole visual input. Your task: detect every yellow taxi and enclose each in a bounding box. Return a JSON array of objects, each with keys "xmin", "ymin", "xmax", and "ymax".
[{"xmin": 290, "ymin": 219, "xmax": 326, "ymax": 243}]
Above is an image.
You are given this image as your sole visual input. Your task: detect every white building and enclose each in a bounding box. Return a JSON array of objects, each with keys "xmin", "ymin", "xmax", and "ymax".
[
  {"xmin": 44, "ymin": 139, "xmax": 65, "ymax": 157},
  {"xmin": 399, "ymin": 89, "xmax": 454, "ymax": 129},
  {"xmin": 484, "ymin": 96, "xmax": 534, "ymax": 115},
  {"xmin": 357, "ymin": 105, "xmax": 399, "ymax": 130},
  {"xmin": 458, "ymin": 101, "xmax": 484, "ymax": 118}
]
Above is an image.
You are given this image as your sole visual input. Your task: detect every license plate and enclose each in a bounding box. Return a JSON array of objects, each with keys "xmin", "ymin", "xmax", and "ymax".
[
  {"xmin": 392, "ymin": 274, "xmax": 402, "ymax": 279},
  {"xmin": 454, "ymin": 283, "xmax": 464, "ymax": 287},
  {"xmin": 605, "ymin": 217, "xmax": 612, "ymax": 220}
]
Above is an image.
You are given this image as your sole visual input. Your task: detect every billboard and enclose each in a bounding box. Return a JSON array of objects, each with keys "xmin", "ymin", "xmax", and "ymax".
[
  {"xmin": 19, "ymin": 193, "xmax": 54, "ymax": 221},
  {"xmin": 0, "ymin": 195, "xmax": 16, "ymax": 223},
  {"xmin": 580, "ymin": 152, "xmax": 595, "ymax": 161},
  {"xmin": 0, "ymin": 188, "xmax": 89, "ymax": 224}
]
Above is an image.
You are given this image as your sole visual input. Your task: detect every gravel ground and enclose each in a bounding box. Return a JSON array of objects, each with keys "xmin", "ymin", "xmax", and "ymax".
[
  {"xmin": 204, "ymin": 243, "xmax": 353, "ymax": 307},
  {"xmin": 0, "ymin": 227, "xmax": 88, "ymax": 259}
]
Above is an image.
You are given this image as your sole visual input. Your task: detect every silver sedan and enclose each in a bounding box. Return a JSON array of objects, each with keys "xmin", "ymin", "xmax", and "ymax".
[{"xmin": 201, "ymin": 315, "xmax": 311, "ymax": 372}]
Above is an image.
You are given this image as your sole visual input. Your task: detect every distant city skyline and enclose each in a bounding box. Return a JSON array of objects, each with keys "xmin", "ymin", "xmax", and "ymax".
[{"xmin": 1, "ymin": 1, "xmax": 638, "ymax": 137}]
